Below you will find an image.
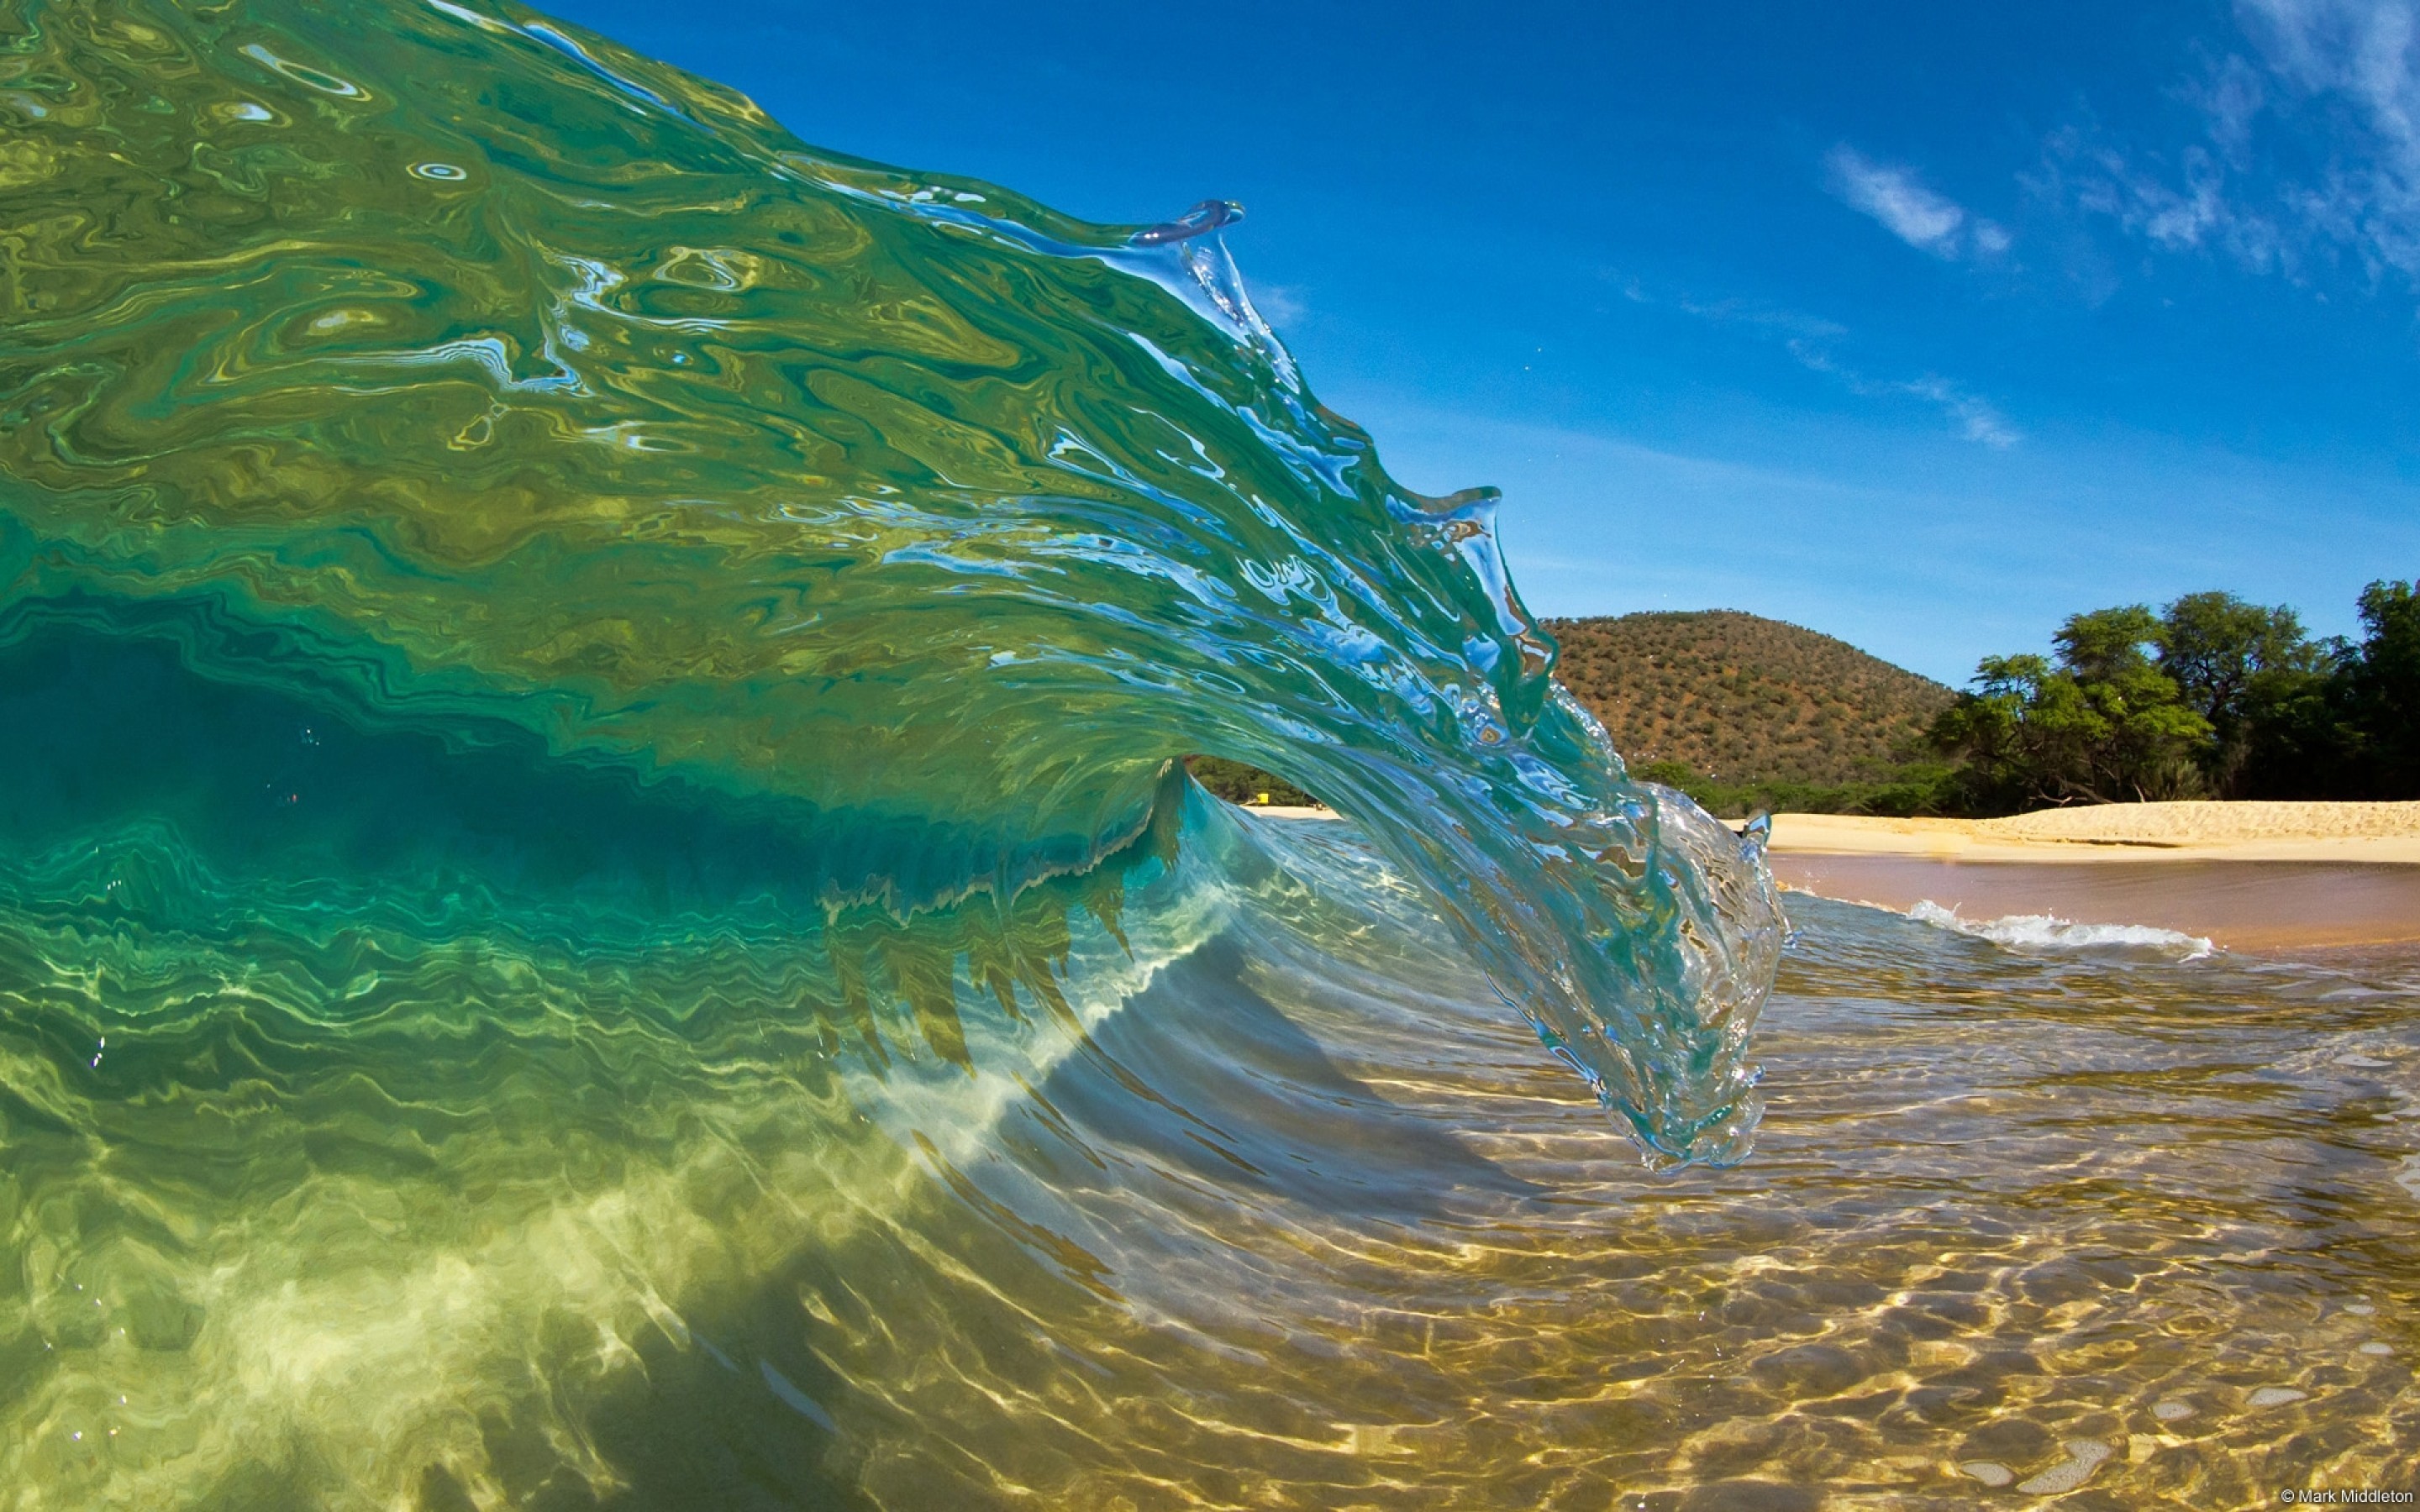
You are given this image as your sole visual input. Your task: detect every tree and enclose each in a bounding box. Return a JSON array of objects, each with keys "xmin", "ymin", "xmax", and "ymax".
[
  {"xmin": 1931, "ymin": 606, "xmax": 2212, "ymax": 811},
  {"xmin": 2055, "ymin": 605, "xmax": 2163, "ymax": 682},
  {"xmin": 2340, "ymin": 578, "xmax": 2420, "ymax": 795},
  {"xmin": 1927, "ymin": 579, "xmax": 2415, "ymax": 811},
  {"xmin": 2155, "ymin": 591, "xmax": 2329, "ymax": 795}
]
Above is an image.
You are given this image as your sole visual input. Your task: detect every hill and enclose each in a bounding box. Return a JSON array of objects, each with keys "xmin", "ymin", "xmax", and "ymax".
[
  {"xmin": 1544, "ymin": 611, "xmax": 1954, "ymax": 804},
  {"xmin": 1191, "ymin": 611, "xmax": 1956, "ymax": 817}
]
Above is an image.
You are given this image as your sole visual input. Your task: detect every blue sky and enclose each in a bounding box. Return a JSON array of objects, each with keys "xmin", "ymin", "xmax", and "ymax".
[{"xmin": 540, "ymin": 0, "xmax": 2418, "ymax": 683}]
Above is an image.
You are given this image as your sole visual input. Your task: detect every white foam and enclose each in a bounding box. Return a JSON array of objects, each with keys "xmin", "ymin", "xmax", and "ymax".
[{"xmin": 1907, "ymin": 900, "xmax": 2215, "ymax": 960}]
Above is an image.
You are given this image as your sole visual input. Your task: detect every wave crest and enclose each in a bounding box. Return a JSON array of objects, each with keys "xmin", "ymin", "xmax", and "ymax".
[{"xmin": 0, "ymin": 0, "xmax": 1781, "ymax": 1163}]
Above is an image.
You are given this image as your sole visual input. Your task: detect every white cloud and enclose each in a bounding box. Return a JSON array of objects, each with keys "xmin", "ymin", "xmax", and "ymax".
[
  {"xmin": 1249, "ymin": 281, "xmax": 1307, "ymax": 328},
  {"xmin": 1824, "ymin": 145, "xmax": 1973, "ymax": 255},
  {"xmin": 2236, "ymin": 0, "xmax": 2420, "ymax": 272},
  {"xmin": 2052, "ymin": 134, "xmax": 2276, "ymax": 260},
  {"xmin": 2052, "ymin": 2, "xmax": 2420, "ymax": 288},
  {"xmin": 1786, "ymin": 340, "xmax": 2022, "ymax": 448},
  {"xmin": 1898, "ymin": 375, "xmax": 2023, "ymax": 449}
]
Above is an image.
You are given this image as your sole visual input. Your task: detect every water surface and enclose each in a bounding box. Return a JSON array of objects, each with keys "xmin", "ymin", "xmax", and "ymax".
[
  {"xmin": 2, "ymin": 3, "xmax": 2412, "ymax": 1507},
  {"xmin": 7, "ymin": 799, "xmax": 2415, "ymax": 1507},
  {"xmin": 1772, "ymin": 854, "xmax": 2420, "ymax": 952}
]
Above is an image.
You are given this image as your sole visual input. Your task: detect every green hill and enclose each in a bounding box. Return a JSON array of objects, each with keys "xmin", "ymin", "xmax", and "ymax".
[
  {"xmin": 1192, "ymin": 610, "xmax": 1957, "ymax": 816},
  {"xmin": 1543, "ymin": 610, "xmax": 1956, "ymax": 813}
]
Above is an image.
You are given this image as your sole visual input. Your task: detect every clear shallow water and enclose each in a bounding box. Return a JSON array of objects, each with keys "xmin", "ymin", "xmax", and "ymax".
[
  {"xmin": 5, "ymin": 797, "xmax": 2417, "ymax": 1508},
  {"xmin": 1772, "ymin": 854, "xmax": 2420, "ymax": 953},
  {"xmin": 3, "ymin": 3, "xmax": 2416, "ymax": 1508}
]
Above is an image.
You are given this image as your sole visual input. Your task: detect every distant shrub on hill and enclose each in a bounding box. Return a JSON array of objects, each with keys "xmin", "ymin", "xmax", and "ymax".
[
  {"xmin": 1544, "ymin": 610, "xmax": 1956, "ymax": 816},
  {"xmin": 1183, "ymin": 756, "xmax": 1318, "ymax": 808}
]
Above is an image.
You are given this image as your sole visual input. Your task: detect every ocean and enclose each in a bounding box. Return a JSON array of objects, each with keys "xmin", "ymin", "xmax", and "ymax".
[{"xmin": 0, "ymin": 2, "xmax": 2411, "ymax": 1506}]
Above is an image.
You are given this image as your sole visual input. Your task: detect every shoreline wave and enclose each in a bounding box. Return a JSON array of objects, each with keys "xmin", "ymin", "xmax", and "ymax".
[
  {"xmin": 1903, "ymin": 899, "xmax": 2217, "ymax": 959},
  {"xmin": 0, "ymin": 0, "xmax": 1785, "ymax": 1163}
]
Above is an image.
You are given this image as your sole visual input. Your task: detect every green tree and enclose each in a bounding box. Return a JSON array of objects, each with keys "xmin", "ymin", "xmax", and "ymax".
[
  {"xmin": 2340, "ymin": 578, "xmax": 2420, "ymax": 795},
  {"xmin": 2154, "ymin": 591, "xmax": 2329, "ymax": 795},
  {"xmin": 1931, "ymin": 606, "xmax": 2212, "ymax": 811}
]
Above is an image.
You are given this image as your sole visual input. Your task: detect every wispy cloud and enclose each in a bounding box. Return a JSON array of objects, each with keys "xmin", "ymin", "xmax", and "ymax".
[
  {"xmin": 2035, "ymin": 129, "xmax": 2287, "ymax": 270},
  {"xmin": 2044, "ymin": 1, "xmax": 2420, "ymax": 289},
  {"xmin": 1824, "ymin": 145, "xmax": 2010, "ymax": 259},
  {"xmin": 2238, "ymin": 0, "xmax": 2420, "ymax": 273},
  {"xmin": 1618, "ymin": 272, "xmax": 2018, "ymax": 447},
  {"xmin": 1788, "ymin": 341, "xmax": 2023, "ymax": 448},
  {"xmin": 1617, "ymin": 277, "xmax": 1848, "ymax": 339},
  {"xmin": 1899, "ymin": 375, "xmax": 2024, "ymax": 448},
  {"xmin": 1251, "ymin": 282, "xmax": 1307, "ymax": 328}
]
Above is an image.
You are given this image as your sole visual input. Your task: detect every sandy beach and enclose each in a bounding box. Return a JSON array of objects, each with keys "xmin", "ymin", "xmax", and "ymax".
[
  {"xmin": 1765, "ymin": 802, "xmax": 2420, "ymax": 951},
  {"xmin": 1766, "ymin": 800, "xmax": 2420, "ymax": 864}
]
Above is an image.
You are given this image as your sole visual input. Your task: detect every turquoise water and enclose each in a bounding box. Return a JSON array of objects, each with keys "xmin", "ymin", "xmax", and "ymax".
[
  {"xmin": 0, "ymin": 0, "xmax": 1778, "ymax": 1164},
  {"xmin": 3, "ymin": 4, "xmax": 2415, "ymax": 1508}
]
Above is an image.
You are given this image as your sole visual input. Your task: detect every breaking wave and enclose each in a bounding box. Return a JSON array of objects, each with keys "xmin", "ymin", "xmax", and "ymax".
[{"xmin": 1906, "ymin": 900, "xmax": 2217, "ymax": 960}]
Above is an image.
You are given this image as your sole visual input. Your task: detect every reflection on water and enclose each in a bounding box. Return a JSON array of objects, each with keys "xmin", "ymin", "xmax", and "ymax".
[{"xmin": 4, "ymin": 796, "xmax": 2413, "ymax": 1509}]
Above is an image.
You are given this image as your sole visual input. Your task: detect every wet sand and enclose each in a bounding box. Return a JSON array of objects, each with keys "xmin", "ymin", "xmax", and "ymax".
[{"xmin": 1768, "ymin": 853, "xmax": 2420, "ymax": 953}]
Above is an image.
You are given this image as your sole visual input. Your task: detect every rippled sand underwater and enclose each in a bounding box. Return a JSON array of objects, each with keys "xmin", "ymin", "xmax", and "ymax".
[{"xmin": 4, "ymin": 779, "xmax": 2416, "ymax": 1509}]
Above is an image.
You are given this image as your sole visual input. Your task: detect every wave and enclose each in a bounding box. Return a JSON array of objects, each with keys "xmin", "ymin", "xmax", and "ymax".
[
  {"xmin": 1906, "ymin": 900, "xmax": 2217, "ymax": 960},
  {"xmin": 0, "ymin": 0, "xmax": 1782, "ymax": 1163}
]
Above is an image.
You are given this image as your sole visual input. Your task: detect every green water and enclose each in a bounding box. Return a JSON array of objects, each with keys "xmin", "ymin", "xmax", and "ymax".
[
  {"xmin": 3, "ymin": 3, "xmax": 2412, "ymax": 1508},
  {"xmin": 0, "ymin": 0, "xmax": 1780, "ymax": 1162}
]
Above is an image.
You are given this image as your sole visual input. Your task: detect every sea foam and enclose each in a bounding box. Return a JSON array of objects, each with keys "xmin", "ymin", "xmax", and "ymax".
[{"xmin": 1907, "ymin": 900, "xmax": 2217, "ymax": 960}]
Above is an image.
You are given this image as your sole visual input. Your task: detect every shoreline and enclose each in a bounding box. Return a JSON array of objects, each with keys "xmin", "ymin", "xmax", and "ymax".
[
  {"xmin": 1765, "ymin": 804, "xmax": 2420, "ymax": 952},
  {"xmin": 1245, "ymin": 799, "xmax": 2420, "ymax": 864},
  {"xmin": 1768, "ymin": 853, "xmax": 2420, "ymax": 952},
  {"xmin": 1767, "ymin": 802, "xmax": 2420, "ymax": 866},
  {"xmin": 1241, "ymin": 798, "xmax": 2420, "ymax": 953}
]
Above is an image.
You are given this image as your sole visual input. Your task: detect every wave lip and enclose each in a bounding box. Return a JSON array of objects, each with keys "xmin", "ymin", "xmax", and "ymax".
[
  {"xmin": 1907, "ymin": 900, "xmax": 2217, "ymax": 960},
  {"xmin": 0, "ymin": 0, "xmax": 1782, "ymax": 1165}
]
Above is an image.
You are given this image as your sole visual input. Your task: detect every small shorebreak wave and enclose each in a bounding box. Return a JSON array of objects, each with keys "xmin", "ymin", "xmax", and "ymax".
[
  {"xmin": 0, "ymin": 0, "xmax": 1782, "ymax": 1163},
  {"xmin": 1906, "ymin": 900, "xmax": 2217, "ymax": 961}
]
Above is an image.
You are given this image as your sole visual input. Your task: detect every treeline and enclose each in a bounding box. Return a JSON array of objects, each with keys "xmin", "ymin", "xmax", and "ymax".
[
  {"xmin": 1925, "ymin": 580, "xmax": 2418, "ymax": 811},
  {"xmin": 1610, "ymin": 579, "xmax": 2417, "ymax": 818},
  {"xmin": 1185, "ymin": 576, "xmax": 2417, "ymax": 820}
]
